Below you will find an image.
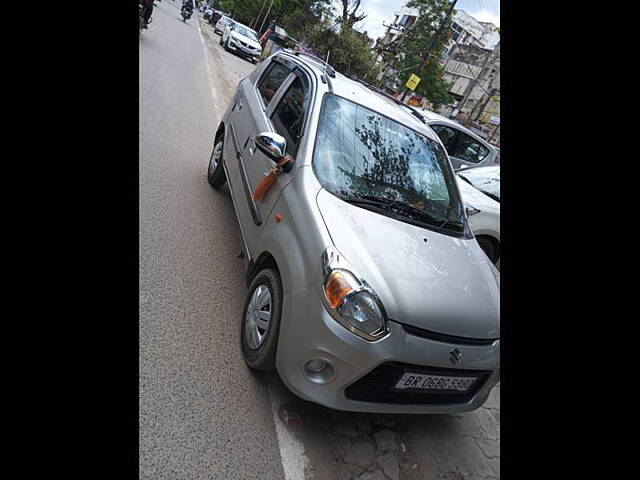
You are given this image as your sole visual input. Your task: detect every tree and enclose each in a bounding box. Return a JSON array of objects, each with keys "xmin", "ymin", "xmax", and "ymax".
[
  {"xmin": 339, "ymin": 0, "xmax": 366, "ymax": 29},
  {"xmin": 389, "ymin": 0, "xmax": 455, "ymax": 107}
]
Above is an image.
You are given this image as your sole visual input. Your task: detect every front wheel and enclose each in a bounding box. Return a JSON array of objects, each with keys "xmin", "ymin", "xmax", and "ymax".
[
  {"xmin": 240, "ymin": 268, "xmax": 283, "ymax": 371},
  {"xmin": 207, "ymin": 138, "xmax": 227, "ymax": 188}
]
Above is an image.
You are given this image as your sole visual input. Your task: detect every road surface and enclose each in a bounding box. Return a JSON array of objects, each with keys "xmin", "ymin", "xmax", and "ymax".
[{"xmin": 139, "ymin": 4, "xmax": 500, "ymax": 479}]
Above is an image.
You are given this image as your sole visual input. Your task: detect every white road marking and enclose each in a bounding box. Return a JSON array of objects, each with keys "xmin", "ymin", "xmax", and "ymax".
[
  {"xmin": 268, "ymin": 383, "xmax": 312, "ymax": 480},
  {"xmin": 196, "ymin": 18, "xmax": 222, "ymax": 118},
  {"xmin": 196, "ymin": 15, "xmax": 311, "ymax": 479}
]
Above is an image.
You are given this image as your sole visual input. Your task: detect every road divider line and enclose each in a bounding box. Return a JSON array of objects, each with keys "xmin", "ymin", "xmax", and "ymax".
[
  {"xmin": 196, "ymin": 18, "xmax": 222, "ymax": 119},
  {"xmin": 268, "ymin": 383, "xmax": 312, "ymax": 480}
]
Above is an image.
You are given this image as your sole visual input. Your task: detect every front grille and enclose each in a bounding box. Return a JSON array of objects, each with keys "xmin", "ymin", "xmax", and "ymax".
[
  {"xmin": 344, "ymin": 362, "xmax": 492, "ymax": 405},
  {"xmin": 399, "ymin": 322, "xmax": 498, "ymax": 346}
]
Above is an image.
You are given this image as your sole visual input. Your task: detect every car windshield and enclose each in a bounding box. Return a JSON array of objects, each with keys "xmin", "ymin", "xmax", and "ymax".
[
  {"xmin": 233, "ymin": 25, "xmax": 258, "ymax": 41},
  {"xmin": 313, "ymin": 94, "xmax": 467, "ymax": 234},
  {"xmin": 458, "ymin": 166, "xmax": 500, "ymax": 201}
]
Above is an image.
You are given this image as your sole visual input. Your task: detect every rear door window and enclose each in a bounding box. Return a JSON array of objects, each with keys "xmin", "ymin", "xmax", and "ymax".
[
  {"xmin": 452, "ymin": 133, "xmax": 490, "ymax": 163},
  {"xmin": 430, "ymin": 124, "xmax": 460, "ymax": 152},
  {"xmin": 257, "ymin": 62, "xmax": 291, "ymax": 108}
]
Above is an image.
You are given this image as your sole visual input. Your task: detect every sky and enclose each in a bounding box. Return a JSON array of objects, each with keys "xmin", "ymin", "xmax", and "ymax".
[{"xmin": 354, "ymin": 0, "xmax": 500, "ymax": 42}]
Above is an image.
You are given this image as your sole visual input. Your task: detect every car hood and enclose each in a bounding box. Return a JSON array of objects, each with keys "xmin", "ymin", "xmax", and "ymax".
[
  {"xmin": 231, "ymin": 33, "xmax": 261, "ymax": 50},
  {"xmin": 456, "ymin": 177, "xmax": 500, "ymax": 212},
  {"xmin": 316, "ymin": 189, "xmax": 500, "ymax": 339}
]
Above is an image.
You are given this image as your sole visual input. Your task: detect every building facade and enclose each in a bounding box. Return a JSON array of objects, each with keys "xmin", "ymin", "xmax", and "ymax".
[{"xmin": 372, "ymin": 4, "xmax": 500, "ymax": 139}]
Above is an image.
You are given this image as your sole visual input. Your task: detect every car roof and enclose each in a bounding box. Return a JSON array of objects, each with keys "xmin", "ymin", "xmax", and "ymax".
[{"xmin": 277, "ymin": 52, "xmax": 442, "ymax": 144}]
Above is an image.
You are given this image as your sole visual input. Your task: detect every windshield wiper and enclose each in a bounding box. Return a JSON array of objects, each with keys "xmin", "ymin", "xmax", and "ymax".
[
  {"xmin": 457, "ymin": 174, "xmax": 473, "ymax": 185},
  {"xmin": 339, "ymin": 194, "xmax": 453, "ymax": 227}
]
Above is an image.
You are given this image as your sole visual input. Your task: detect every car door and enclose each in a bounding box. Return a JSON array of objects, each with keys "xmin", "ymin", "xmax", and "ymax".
[
  {"xmin": 243, "ymin": 70, "xmax": 312, "ymax": 253},
  {"xmin": 227, "ymin": 57, "xmax": 305, "ymax": 255}
]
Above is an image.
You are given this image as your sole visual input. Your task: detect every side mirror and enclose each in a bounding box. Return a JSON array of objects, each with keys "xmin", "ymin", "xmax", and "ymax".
[
  {"xmin": 466, "ymin": 206, "xmax": 481, "ymax": 217},
  {"xmin": 255, "ymin": 132, "xmax": 287, "ymax": 162}
]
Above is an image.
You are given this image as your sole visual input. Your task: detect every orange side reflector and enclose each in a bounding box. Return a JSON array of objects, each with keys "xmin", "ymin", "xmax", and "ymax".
[
  {"xmin": 275, "ymin": 213, "xmax": 283, "ymax": 222},
  {"xmin": 325, "ymin": 272, "xmax": 353, "ymax": 308}
]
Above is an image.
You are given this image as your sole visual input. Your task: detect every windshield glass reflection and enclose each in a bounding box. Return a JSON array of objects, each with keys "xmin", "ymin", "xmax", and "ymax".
[{"xmin": 313, "ymin": 94, "xmax": 465, "ymax": 233}]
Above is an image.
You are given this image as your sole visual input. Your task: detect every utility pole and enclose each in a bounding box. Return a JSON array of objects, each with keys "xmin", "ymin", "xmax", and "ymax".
[
  {"xmin": 400, "ymin": 0, "xmax": 458, "ymax": 102},
  {"xmin": 474, "ymin": 87, "xmax": 497, "ymax": 122},
  {"xmin": 258, "ymin": 0, "xmax": 274, "ymax": 35},
  {"xmin": 251, "ymin": 0, "xmax": 268, "ymax": 30},
  {"xmin": 457, "ymin": 40, "xmax": 500, "ymax": 118}
]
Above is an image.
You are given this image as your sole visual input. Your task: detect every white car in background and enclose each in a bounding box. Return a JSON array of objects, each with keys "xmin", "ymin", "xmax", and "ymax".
[
  {"xmin": 456, "ymin": 166, "xmax": 500, "ymax": 268},
  {"xmin": 214, "ymin": 15, "xmax": 235, "ymax": 34},
  {"xmin": 220, "ymin": 22, "xmax": 262, "ymax": 64},
  {"xmin": 414, "ymin": 109, "xmax": 500, "ymax": 170}
]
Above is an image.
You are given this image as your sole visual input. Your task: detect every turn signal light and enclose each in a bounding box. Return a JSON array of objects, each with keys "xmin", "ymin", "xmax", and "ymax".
[{"xmin": 325, "ymin": 271, "xmax": 353, "ymax": 308}]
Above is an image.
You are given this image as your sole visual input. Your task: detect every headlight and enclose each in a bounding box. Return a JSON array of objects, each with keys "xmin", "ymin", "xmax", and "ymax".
[{"xmin": 321, "ymin": 248, "xmax": 389, "ymax": 341}]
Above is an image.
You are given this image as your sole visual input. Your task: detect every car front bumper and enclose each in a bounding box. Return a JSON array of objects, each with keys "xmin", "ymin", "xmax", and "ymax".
[
  {"xmin": 226, "ymin": 42, "xmax": 260, "ymax": 60},
  {"xmin": 275, "ymin": 288, "xmax": 500, "ymax": 414}
]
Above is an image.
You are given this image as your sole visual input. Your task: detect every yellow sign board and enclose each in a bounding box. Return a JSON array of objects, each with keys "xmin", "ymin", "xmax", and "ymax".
[{"xmin": 405, "ymin": 73, "xmax": 421, "ymax": 91}]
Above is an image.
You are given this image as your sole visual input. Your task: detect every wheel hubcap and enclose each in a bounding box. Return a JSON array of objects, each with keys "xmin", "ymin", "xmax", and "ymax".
[
  {"xmin": 209, "ymin": 142, "xmax": 223, "ymax": 176},
  {"xmin": 245, "ymin": 285, "xmax": 271, "ymax": 350}
]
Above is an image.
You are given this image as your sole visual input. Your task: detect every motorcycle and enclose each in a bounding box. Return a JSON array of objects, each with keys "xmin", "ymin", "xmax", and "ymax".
[
  {"xmin": 139, "ymin": 1, "xmax": 152, "ymax": 35},
  {"xmin": 181, "ymin": 6, "xmax": 193, "ymax": 22}
]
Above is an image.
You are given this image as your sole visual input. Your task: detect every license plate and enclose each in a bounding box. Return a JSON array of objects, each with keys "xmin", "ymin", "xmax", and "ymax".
[{"xmin": 394, "ymin": 372, "xmax": 478, "ymax": 392}]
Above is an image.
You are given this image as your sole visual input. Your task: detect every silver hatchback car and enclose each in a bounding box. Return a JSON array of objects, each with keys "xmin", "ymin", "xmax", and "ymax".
[{"xmin": 207, "ymin": 51, "xmax": 500, "ymax": 413}]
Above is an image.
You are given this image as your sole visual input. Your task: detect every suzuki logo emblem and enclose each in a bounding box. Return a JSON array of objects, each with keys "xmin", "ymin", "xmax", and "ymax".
[{"xmin": 449, "ymin": 347, "xmax": 462, "ymax": 364}]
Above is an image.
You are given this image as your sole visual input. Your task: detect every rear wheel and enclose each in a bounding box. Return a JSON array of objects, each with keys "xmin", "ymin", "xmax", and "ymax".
[
  {"xmin": 207, "ymin": 137, "xmax": 227, "ymax": 188},
  {"xmin": 240, "ymin": 268, "xmax": 283, "ymax": 371}
]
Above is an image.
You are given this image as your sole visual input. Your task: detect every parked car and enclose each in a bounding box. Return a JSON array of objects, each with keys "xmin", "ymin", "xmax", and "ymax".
[
  {"xmin": 203, "ymin": 7, "xmax": 214, "ymax": 20},
  {"xmin": 413, "ymin": 110, "xmax": 500, "ymax": 169},
  {"xmin": 214, "ymin": 15, "xmax": 235, "ymax": 34},
  {"xmin": 205, "ymin": 51, "xmax": 500, "ymax": 414},
  {"xmin": 456, "ymin": 167, "xmax": 500, "ymax": 268},
  {"xmin": 209, "ymin": 9, "xmax": 225, "ymax": 25},
  {"xmin": 220, "ymin": 22, "xmax": 262, "ymax": 64}
]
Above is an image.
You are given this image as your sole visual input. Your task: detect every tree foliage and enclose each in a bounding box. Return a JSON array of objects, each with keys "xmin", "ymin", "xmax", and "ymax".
[{"xmin": 388, "ymin": 0, "xmax": 455, "ymax": 107}]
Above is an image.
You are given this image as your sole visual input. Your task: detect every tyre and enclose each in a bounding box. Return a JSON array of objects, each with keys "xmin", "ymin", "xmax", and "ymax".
[
  {"xmin": 240, "ymin": 268, "xmax": 283, "ymax": 371},
  {"xmin": 207, "ymin": 137, "xmax": 227, "ymax": 188},
  {"xmin": 476, "ymin": 236, "xmax": 499, "ymax": 265}
]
